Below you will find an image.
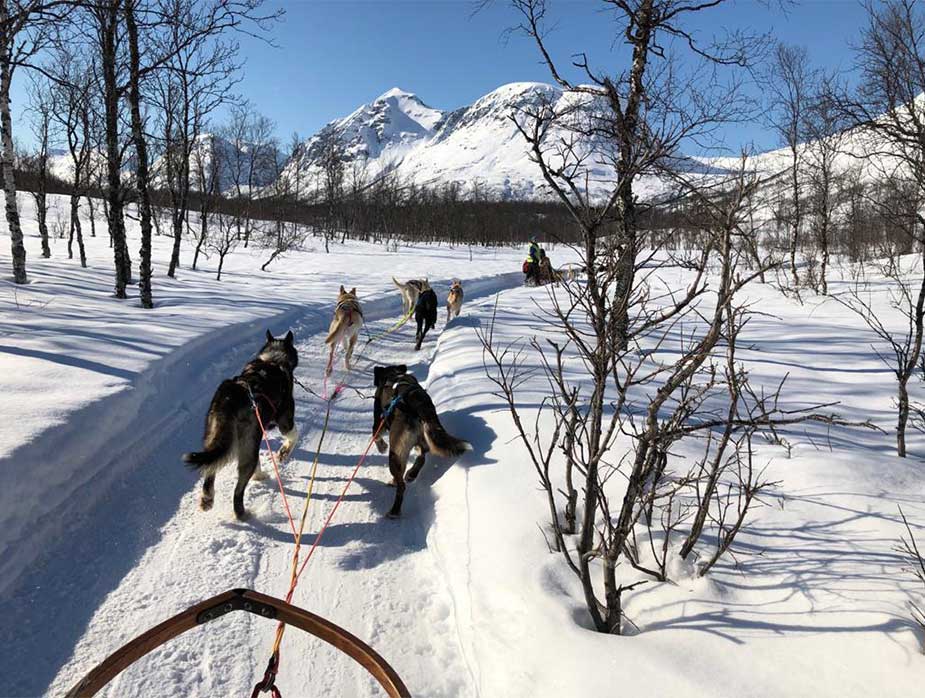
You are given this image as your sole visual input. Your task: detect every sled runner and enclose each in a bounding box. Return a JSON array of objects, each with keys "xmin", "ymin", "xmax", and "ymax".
[{"xmin": 64, "ymin": 588, "xmax": 410, "ymax": 698}]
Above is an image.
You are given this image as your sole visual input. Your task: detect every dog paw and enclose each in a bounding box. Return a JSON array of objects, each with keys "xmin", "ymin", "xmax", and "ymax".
[
  {"xmin": 375, "ymin": 438, "xmax": 387, "ymax": 454},
  {"xmin": 405, "ymin": 473, "xmax": 417, "ymax": 483},
  {"xmin": 235, "ymin": 509, "xmax": 251, "ymax": 522},
  {"xmin": 252, "ymin": 467, "xmax": 269, "ymax": 481},
  {"xmin": 199, "ymin": 497, "xmax": 213, "ymax": 511},
  {"xmin": 278, "ymin": 445, "xmax": 293, "ymax": 462},
  {"xmin": 386, "ymin": 511, "xmax": 401, "ymax": 519}
]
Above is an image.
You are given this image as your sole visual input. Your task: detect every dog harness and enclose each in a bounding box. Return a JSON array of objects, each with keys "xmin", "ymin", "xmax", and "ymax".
[
  {"xmin": 383, "ymin": 394, "xmax": 403, "ymax": 418},
  {"xmin": 336, "ymin": 299, "xmax": 363, "ymax": 327},
  {"xmin": 382, "ymin": 378, "xmax": 426, "ymax": 422}
]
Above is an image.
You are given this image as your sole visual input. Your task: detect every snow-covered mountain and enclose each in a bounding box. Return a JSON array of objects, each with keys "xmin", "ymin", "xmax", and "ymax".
[
  {"xmin": 276, "ymin": 82, "xmax": 671, "ymax": 201},
  {"xmin": 154, "ymin": 133, "xmax": 280, "ymax": 195}
]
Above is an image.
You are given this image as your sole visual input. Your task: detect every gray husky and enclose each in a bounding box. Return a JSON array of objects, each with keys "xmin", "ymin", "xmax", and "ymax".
[
  {"xmin": 393, "ymin": 277, "xmax": 428, "ymax": 316},
  {"xmin": 373, "ymin": 364, "xmax": 470, "ymax": 517},
  {"xmin": 183, "ymin": 330, "xmax": 299, "ymax": 520}
]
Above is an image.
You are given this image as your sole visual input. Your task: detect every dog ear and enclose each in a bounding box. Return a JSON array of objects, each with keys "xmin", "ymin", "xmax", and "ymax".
[
  {"xmin": 350, "ymin": 287, "xmax": 356, "ymax": 295},
  {"xmin": 265, "ymin": 329, "xmax": 273, "ymax": 343},
  {"xmin": 373, "ymin": 366, "xmax": 384, "ymax": 387},
  {"xmin": 284, "ymin": 330, "xmax": 294, "ymax": 346},
  {"xmin": 340, "ymin": 284, "xmax": 345, "ymax": 294},
  {"xmin": 397, "ymin": 364, "xmax": 407, "ymax": 375}
]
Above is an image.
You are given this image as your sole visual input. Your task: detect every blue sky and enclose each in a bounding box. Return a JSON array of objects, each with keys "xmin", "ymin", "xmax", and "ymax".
[
  {"xmin": 231, "ymin": 0, "xmax": 869, "ymax": 152},
  {"xmin": 12, "ymin": 0, "xmax": 871, "ymax": 153}
]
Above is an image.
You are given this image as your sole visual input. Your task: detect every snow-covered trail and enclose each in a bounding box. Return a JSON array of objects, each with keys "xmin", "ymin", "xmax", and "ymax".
[{"xmin": 6, "ymin": 273, "xmax": 517, "ymax": 698}]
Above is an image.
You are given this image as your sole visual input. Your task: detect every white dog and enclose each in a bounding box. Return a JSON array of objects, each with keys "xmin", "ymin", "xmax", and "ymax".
[{"xmin": 393, "ymin": 277, "xmax": 428, "ymax": 316}]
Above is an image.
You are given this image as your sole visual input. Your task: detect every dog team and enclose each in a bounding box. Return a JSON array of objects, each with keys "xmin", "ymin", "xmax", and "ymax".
[{"xmin": 184, "ymin": 277, "xmax": 469, "ymax": 521}]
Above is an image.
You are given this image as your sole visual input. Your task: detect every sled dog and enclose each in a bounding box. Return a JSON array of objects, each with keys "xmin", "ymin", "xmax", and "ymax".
[
  {"xmin": 414, "ymin": 283, "xmax": 438, "ymax": 351},
  {"xmin": 326, "ymin": 286, "xmax": 364, "ymax": 374},
  {"xmin": 392, "ymin": 277, "xmax": 428, "ymax": 316},
  {"xmin": 183, "ymin": 330, "xmax": 299, "ymax": 520},
  {"xmin": 446, "ymin": 279, "xmax": 464, "ymax": 323},
  {"xmin": 373, "ymin": 365, "xmax": 470, "ymax": 517},
  {"xmin": 558, "ymin": 265, "xmax": 586, "ymax": 283}
]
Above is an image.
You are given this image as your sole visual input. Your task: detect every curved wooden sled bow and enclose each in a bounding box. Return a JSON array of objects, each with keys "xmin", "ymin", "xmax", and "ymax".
[{"xmin": 63, "ymin": 588, "xmax": 411, "ymax": 698}]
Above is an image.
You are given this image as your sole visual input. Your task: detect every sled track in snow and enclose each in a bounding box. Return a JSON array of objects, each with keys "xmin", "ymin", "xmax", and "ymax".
[{"xmin": 1, "ymin": 271, "xmax": 520, "ymax": 698}]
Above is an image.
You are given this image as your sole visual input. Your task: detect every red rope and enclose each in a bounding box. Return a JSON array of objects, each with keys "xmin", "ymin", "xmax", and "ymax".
[
  {"xmin": 250, "ymin": 394, "xmax": 386, "ymax": 697},
  {"xmin": 251, "ymin": 308, "xmax": 403, "ymax": 694},
  {"xmin": 293, "ymin": 418, "xmax": 387, "ymax": 583},
  {"xmin": 252, "ymin": 397, "xmax": 297, "ymax": 540}
]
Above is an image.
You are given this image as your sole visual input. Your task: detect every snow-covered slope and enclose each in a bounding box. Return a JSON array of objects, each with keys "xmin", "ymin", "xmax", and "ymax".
[
  {"xmin": 46, "ymin": 149, "xmax": 107, "ymax": 186},
  {"xmin": 278, "ymin": 82, "xmax": 674, "ymax": 202},
  {"xmin": 277, "ymin": 87, "xmax": 450, "ymax": 194},
  {"xmin": 3, "ymin": 189, "xmax": 925, "ymax": 697},
  {"xmin": 152, "ymin": 133, "xmax": 280, "ymax": 195},
  {"xmin": 400, "ymin": 82, "xmax": 565, "ymax": 200},
  {"xmin": 703, "ymin": 92, "xmax": 925, "ymax": 187}
]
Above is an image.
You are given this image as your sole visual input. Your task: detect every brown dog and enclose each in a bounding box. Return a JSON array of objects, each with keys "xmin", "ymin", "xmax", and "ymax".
[
  {"xmin": 325, "ymin": 286, "xmax": 363, "ymax": 374},
  {"xmin": 446, "ymin": 279, "xmax": 464, "ymax": 323}
]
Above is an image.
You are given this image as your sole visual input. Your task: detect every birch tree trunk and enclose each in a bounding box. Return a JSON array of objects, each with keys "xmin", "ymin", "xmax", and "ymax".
[
  {"xmin": 0, "ymin": 1, "xmax": 27, "ymax": 284},
  {"xmin": 99, "ymin": 0, "xmax": 131, "ymax": 297},
  {"xmin": 125, "ymin": 0, "xmax": 154, "ymax": 308}
]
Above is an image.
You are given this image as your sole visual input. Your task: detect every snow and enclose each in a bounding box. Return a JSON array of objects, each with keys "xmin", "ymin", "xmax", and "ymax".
[
  {"xmin": 427, "ymin": 280, "xmax": 925, "ymax": 697},
  {"xmin": 1, "ymin": 191, "xmax": 925, "ymax": 697},
  {"xmin": 276, "ymin": 81, "xmax": 674, "ymax": 202},
  {"xmin": 0, "ymin": 191, "xmax": 529, "ymax": 600}
]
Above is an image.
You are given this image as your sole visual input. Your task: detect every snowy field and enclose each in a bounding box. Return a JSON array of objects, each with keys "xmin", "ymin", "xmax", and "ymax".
[{"xmin": 2, "ymin": 193, "xmax": 925, "ymax": 697}]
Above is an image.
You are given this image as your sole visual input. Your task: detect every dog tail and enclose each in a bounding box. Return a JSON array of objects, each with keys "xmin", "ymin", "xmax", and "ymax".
[
  {"xmin": 325, "ymin": 316, "xmax": 342, "ymax": 344},
  {"xmin": 183, "ymin": 382, "xmax": 235, "ymax": 470},
  {"xmin": 423, "ymin": 417, "xmax": 471, "ymax": 458},
  {"xmin": 392, "ymin": 276, "xmax": 403, "ymax": 289},
  {"xmin": 183, "ymin": 446, "xmax": 228, "ymax": 469}
]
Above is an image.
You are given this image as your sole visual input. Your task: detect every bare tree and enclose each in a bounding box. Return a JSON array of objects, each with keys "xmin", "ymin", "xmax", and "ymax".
[
  {"xmin": 123, "ymin": 0, "xmax": 157, "ymax": 307},
  {"xmin": 84, "ymin": 0, "xmax": 133, "ymax": 297},
  {"xmin": 220, "ymin": 100, "xmax": 276, "ymax": 247},
  {"xmin": 191, "ymin": 130, "xmax": 220, "ymax": 269},
  {"xmin": 897, "ymin": 508, "xmax": 925, "ymax": 649},
  {"xmin": 0, "ymin": 0, "xmax": 68, "ymax": 283},
  {"xmin": 150, "ymin": 0, "xmax": 237, "ymax": 279},
  {"xmin": 802, "ymin": 74, "xmax": 850, "ymax": 296},
  {"xmin": 25, "ymin": 72, "xmax": 51, "ymax": 257},
  {"xmin": 766, "ymin": 42, "xmax": 814, "ymax": 288},
  {"xmin": 49, "ymin": 50, "xmax": 95, "ymax": 267},
  {"xmin": 832, "ymin": 0, "xmax": 925, "ymax": 458},
  {"xmin": 837, "ymin": 213, "xmax": 924, "ymax": 459},
  {"xmin": 209, "ymin": 212, "xmax": 238, "ymax": 280},
  {"xmin": 479, "ymin": 0, "xmax": 769, "ymax": 634},
  {"xmin": 319, "ymin": 134, "xmax": 344, "ymax": 253},
  {"xmin": 483, "ymin": 151, "xmax": 864, "ymax": 634},
  {"xmin": 260, "ymin": 133, "xmax": 304, "ymax": 270},
  {"xmin": 74, "ymin": 0, "xmax": 279, "ymax": 303}
]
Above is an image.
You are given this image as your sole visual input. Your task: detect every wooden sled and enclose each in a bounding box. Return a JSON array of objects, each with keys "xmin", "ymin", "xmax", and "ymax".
[{"xmin": 64, "ymin": 588, "xmax": 410, "ymax": 698}]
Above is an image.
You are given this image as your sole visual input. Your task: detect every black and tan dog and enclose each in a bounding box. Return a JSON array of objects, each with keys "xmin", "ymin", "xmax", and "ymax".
[
  {"xmin": 183, "ymin": 330, "xmax": 299, "ymax": 520},
  {"xmin": 373, "ymin": 364, "xmax": 470, "ymax": 517},
  {"xmin": 414, "ymin": 283, "xmax": 438, "ymax": 351}
]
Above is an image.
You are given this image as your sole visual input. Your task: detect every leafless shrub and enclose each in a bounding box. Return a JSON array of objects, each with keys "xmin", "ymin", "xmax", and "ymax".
[
  {"xmin": 209, "ymin": 214, "xmax": 239, "ymax": 281},
  {"xmin": 897, "ymin": 508, "xmax": 925, "ymax": 649}
]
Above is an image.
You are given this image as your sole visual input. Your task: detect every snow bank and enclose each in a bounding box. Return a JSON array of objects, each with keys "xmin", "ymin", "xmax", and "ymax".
[
  {"xmin": 422, "ymin": 278, "xmax": 925, "ymax": 697},
  {"xmin": 0, "ymin": 192, "xmax": 536, "ymax": 597}
]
